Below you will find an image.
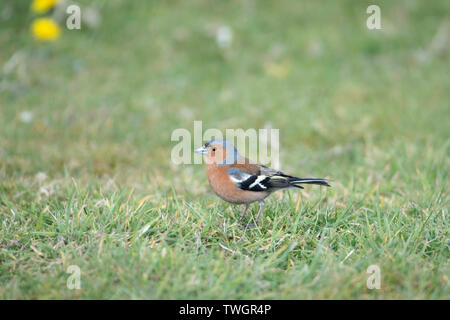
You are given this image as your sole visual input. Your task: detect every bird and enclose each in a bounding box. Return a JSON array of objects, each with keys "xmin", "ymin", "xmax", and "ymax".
[{"xmin": 194, "ymin": 139, "xmax": 330, "ymax": 225}]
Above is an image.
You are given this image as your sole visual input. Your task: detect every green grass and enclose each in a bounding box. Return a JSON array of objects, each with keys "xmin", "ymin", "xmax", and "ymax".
[{"xmin": 0, "ymin": 0, "xmax": 449, "ymax": 299}]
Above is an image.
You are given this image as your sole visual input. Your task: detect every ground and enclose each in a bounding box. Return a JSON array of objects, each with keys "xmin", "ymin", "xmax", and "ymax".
[{"xmin": 0, "ymin": 0, "xmax": 448, "ymax": 299}]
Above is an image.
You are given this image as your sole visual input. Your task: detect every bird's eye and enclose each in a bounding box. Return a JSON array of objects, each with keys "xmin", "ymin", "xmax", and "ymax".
[{"xmin": 212, "ymin": 147, "xmax": 216, "ymax": 152}]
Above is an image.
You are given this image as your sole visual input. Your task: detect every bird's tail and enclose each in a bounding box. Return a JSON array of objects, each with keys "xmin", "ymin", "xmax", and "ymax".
[{"xmin": 288, "ymin": 177, "xmax": 331, "ymax": 188}]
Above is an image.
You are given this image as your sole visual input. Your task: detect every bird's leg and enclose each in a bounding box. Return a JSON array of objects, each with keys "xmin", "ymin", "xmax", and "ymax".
[
  {"xmin": 243, "ymin": 200, "xmax": 265, "ymax": 231},
  {"xmin": 255, "ymin": 200, "xmax": 265, "ymax": 224},
  {"xmin": 239, "ymin": 203, "xmax": 250, "ymax": 223}
]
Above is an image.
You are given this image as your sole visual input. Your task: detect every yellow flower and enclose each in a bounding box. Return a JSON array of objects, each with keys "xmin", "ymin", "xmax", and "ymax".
[
  {"xmin": 31, "ymin": 0, "xmax": 60, "ymax": 13},
  {"xmin": 31, "ymin": 18, "xmax": 61, "ymax": 41}
]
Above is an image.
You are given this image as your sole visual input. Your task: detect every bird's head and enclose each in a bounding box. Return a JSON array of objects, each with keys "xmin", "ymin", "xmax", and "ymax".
[{"xmin": 194, "ymin": 139, "xmax": 240, "ymax": 165}]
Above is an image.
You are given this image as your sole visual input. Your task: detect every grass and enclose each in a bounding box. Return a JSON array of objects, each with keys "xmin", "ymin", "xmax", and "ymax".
[{"xmin": 0, "ymin": 0, "xmax": 449, "ymax": 299}]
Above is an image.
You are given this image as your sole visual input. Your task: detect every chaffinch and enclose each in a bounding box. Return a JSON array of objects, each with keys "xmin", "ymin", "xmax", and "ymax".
[{"xmin": 194, "ymin": 139, "xmax": 330, "ymax": 224}]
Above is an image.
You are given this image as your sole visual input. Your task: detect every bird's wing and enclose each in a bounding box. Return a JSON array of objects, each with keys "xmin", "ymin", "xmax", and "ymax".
[{"xmin": 226, "ymin": 165, "xmax": 302, "ymax": 192}]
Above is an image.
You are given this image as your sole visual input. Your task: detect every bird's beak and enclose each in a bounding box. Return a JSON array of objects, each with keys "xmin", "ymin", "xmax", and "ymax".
[{"xmin": 194, "ymin": 146, "xmax": 208, "ymax": 155}]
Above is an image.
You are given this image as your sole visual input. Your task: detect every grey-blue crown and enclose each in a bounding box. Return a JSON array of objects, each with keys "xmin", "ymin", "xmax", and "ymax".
[{"xmin": 204, "ymin": 139, "xmax": 240, "ymax": 165}]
